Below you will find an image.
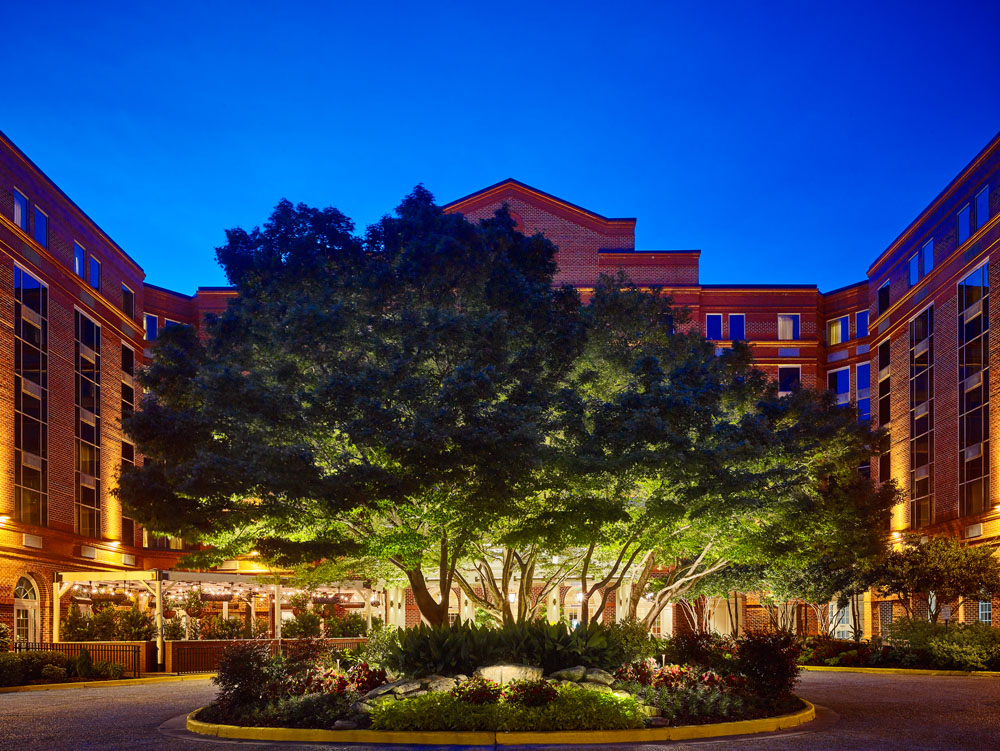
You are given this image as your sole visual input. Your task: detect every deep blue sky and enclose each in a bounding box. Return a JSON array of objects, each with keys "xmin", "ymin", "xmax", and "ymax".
[{"xmin": 4, "ymin": 2, "xmax": 999, "ymax": 294}]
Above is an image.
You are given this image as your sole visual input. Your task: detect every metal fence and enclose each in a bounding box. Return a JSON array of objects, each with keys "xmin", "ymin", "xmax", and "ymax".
[
  {"xmin": 172, "ymin": 637, "xmax": 367, "ymax": 675},
  {"xmin": 13, "ymin": 641, "xmax": 142, "ymax": 678}
]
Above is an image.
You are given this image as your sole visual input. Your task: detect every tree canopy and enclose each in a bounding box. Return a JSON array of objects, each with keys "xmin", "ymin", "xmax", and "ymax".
[{"xmin": 121, "ymin": 189, "xmax": 896, "ymax": 626}]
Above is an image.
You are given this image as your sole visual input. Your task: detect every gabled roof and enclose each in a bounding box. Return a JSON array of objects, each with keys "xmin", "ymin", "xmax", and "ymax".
[{"xmin": 444, "ymin": 178, "xmax": 636, "ymax": 235}]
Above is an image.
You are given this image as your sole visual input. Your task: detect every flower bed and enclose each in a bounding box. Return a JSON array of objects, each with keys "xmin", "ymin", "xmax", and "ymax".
[
  {"xmin": 0, "ymin": 648, "xmax": 127, "ymax": 687},
  {"xmin": 195, "ymin": 623, "xmax": 807, "ymax": 732}
]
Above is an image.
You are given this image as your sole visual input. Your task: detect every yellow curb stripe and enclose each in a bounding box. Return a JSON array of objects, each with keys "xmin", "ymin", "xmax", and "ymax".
[
  {"xmin": 802, "ymin": 665, "xmax": 1000, "ymax": 678},
  {"xmin": 185, "ymin": 700, "xmax": 815, "ymax": 746},
  {"xmin": 0, "ymin": 674, "xmax": 214, "ymax": 694}
]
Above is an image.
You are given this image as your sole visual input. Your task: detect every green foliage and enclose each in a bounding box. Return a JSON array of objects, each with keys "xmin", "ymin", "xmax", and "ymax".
[
  {"xmin": 389, "ymin": 620, "xmax": 626, "ymax": 677},
  {"xmin": 371, "ymin": 685, "xmax": 645, "ymax": 731},
  {"xmin": 735, "ymin": 631, "xmax": 801, "ymax": 699},
  {"xmin": 61, "ymin": 603, "xmax": 95, "ymax": 641},
  {"xmin": 883, "ymin": 617, "xmax": 945, "ymax": 651},
  {"xmin": 606, "ymin": 619, "xmax": 661, "ymax": 663},
  {"xmin": 0, "ymin": 622, "xmax": 11, "ymax": 653},
  {"xmin": 282, "ymin": 611, "xmax": 322, "ymax": 639},
  {"xmin": 40, "ymin": 664, "xmax": 67, "ymax": 682},
  {"xmin": 198, "ymin": 615, "xmax": 247, "ymax": 640},
  {"xmin": 214, "ymin": 641, "xmax": 277, "ymax": 707},
  {"xmin": 324, "ymin": 613, "xmax": 367, "ymax": 637},
  {"xmin": 500, "ymin": 678, "xmax": 558, "ymax": 707},
  {"xmin": 163, "ymin": 615, "xmax": 186, "ymax": 640},
  {"xmin": 201, "ymin": 691, "xmax": 360, "ymax": 729},
  {"xmin": 639, "ymin": 684, "xmax": 752, "ymax": 724},
  {"xmin": 927, "ymin": 625, "xmax": 1000, "ymax": 671},
  {"xmin": 661, "ymin": 632, "xmax": 735, "ymax": 673},
  {"xmin": 117, "ymin": 605, "xmax": 155, "ymax": 640},
  {"xmin": 358, "ymin": 623, "xmax": 398, "ymax": 669},
  {"xmin": 451, "ymin": 676, "xmax": 502, "ymax": 704},
  {"xmin": 0, "ymin": 654, "xmax": 27, "ymax": 686},
  {"xmin": 92, "ymin": 660, "xmax": 126, "ymax": 679},
  {"xmin": 0, "ymin": 651, "xmax": 69, "ymax": 685},
  {"xmin": 75, "ymin": 647, "xmax": 93, "ymax": 678}
]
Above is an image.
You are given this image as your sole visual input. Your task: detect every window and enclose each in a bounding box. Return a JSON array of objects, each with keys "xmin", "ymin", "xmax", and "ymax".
[
  {"xmin": 959, "ymin": 263, "xmax": 989, "ymax": 517},
  {"xmin": 879, "ymin": 448, "xmax": 891, "ymax": 482},
  {"xmin": 14, "ymin": 267, "xmax": 48, "ymax": 527},
  {"xmin": 857, "ymin": 363, "xmax": 871, "ymax": 422},
  {"xmin": 74, "ymin": 243, "xmax": 85, "ymax": 278},
  {"xmin": 878, "ymin": 282, "xmax": 890, "ymax": 317},
  {"xmin": 13, "ymin": 189, "xmax": 28, "ymax": 230},
  {"xmin": 706, "ymin": 314, "xmax": 722, "ymax": 340},
  {"xmin": 121, "ymin": 285, "xmax": 134, "ymax": 318},
  {"xmin": 827, "ymin": 368, "xmax": 850, "ymax": 406},
  {"xmin": 856, "ymin": 310, "xmax": 869, "ymax": 339},
  {"xmin": 121, "ymin": 441, "xmax": 135, "ymax": 545},
  {"xmin": 75, "ymin": 311, "xmax": 101, "ymax": 538},
  {"xmin": 778, "ymin": 366, "xmax": 800, "ymax": 395},
  {"xmin": 13, "ymin": 577, "xmax": 38, "ymax": 642},
  {"xmin": 923, "ymin": 240, "xmax": 933, "ymax": 274},
  {"xmin": 827, "ymin": 315, "xmax": 849, "ymax": 346},
  {"xmin": 164, "ymin": 319, "xmax": 182, "ymax": 330},
  {"xmin": 777, "ymin": 314, "xmax": 800, "ymax": 341},
  {"xmin": 878, "ymin": 339, "xmax": 891, "ymax": 425},
  {"xmin": 88, "ymin": 257, "xmax": 100, "ymax": 290},
  {"xmin": 976, "ymin": 186, "xmax": 990, "ymax": 230},
  {"xmin": 909, "ymin": 306, "xmax": 934, "ymax": 529},
  {"xmin": 729, "ymin": 314, "xmax": 745, "ymax": 342},
  {"xmin": 959, "ymin": 204, "xmax": 971, "ymax": 245},
  {"xmin": 144, "ymin": 313, "xmax": 158, "ymax": 341},
  {"xmin": 981, "ymin": 600, "xmax": 993, "ymax": 625},
  {"xmin": 909, "ymin": 254, "xmax": 919, "ymax": 287},
  {"xmin": 33, "ymin": 207, "xmax": 47, "ymax": 248},
  {"xmin": 121, "ymin": 344, "xmax": 135, "ymax": 423}
]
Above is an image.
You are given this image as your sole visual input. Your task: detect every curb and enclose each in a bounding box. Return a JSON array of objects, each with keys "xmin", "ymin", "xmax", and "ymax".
[
  {"xmin": 185, "ymin": 699, "xmax": 815, "ymax": 746},
  {"xmin": 801, "ymin": 665, "xmax": 1000, "ymax": 678},
  {"xmin": 0, "ymin": 673, "xmax": 214, "ymax": 694}
]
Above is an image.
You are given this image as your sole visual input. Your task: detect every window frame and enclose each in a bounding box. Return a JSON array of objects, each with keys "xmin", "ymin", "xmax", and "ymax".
[
  {"xmin": 856, "ymin": 362, "xmax": 872, "ymax": 422},
  {"xmin": 144, "ymin": 313, "xmax": 158, "ymax": 341},
  {"xmin": 74, "ymin": 242, "xmax": 86, "ymax": 279},
  {"xmin": 856, "ymin": 310, "xmax": 869, "ymax": 339},
  {"xmin": 32, "ymin": 205, "xmax": 47, "ymax": 248},
  {"xmin": 88, "ymin": 257, "xmax": 101, "ymax": 290},
  {"xmin": 878, "ymin": 281, "xmax": 891, "ymax": 317},
  {"xmin": 121, "ymin": 284, "xmax": 135, "ymax": 319},
  {"xmin": 958, "ymin": 203, "xmax": 971, "ymax": 246},
  {"xmin": 827, "ymin": 315, "xmax": 849, "ymax": 346},
  {"xmin": 777, "ymin": 313, "xmax": 800, "ymax": 341},
  {"xmin": 705, "ymin": 313, "xmax": 723, "ymax": 341},
  {"xmin": 12, "ymin": 187, "xmax": 29, "ymax": 231},
  {"xmin": 728, "ymin": 313, "xmax": 746, "ymax": 342},
  {"xmin": 777, "ymin": 365, "xmax": 801, "ymax": 396},
  {"xmin": 827, "ymin": 365, "xmax": 851, "ymax": 405},
  {"xmin": 975, "ymin": 186, "xmax": 990, "ymax": 231}
]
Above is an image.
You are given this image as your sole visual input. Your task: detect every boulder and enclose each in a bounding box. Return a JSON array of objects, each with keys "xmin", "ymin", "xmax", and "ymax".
[
  {"xmin": 583, "ymin": 683, "xmax": 613, "ymax": 694},
  {"xmin": 426, "ymin": 676, "xmax": 458, "ymax": 693},
  {"xmin": 647, "ymin": 717, "xmax": 670, "ymax": 728},
  {"xmin": 333, "ymin": 720, "xmax": 358, "ymax": 730},
  {"xmin": 642, "ymin": 705, "xmax": 662, "ymax": 717},
  {"xmin": 455, "ymin": 674, "xmax": 469, "ymax": 683},
  {"xmin": 400, "ymin": 689, "xmax": 428, "ymax": 699},
  {"xmin": 391, "ymin": 679, "xmax": 424, "ymax": 695},
  {"xmin": 364, "ymin": 678, "xmax": 408, "ymax": 699},
  {"xmin": 549, "ymin": 665, "xmax": 587, "ymax": 682},
  {"xmin": 350, "ymin": 701, "xmax": 374, "ymax": 715},
  {"xmin": 474, "ymin": 664, "xmax": 543, "ymax": 684},
  {"xmin": 584, "ymin": 668, "xmax": 615, "ymax": 685},
  {"xmin": 612, "ymin": 689, "xmax": 633, "ymax": 699}
]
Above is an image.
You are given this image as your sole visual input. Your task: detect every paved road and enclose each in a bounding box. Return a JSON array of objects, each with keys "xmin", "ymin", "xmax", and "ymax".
[{"xmin": 0, "ymin": 670, "xmax": 997, "ymax": 750}]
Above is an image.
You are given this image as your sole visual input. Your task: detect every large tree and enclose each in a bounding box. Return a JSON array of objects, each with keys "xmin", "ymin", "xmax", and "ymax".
[{"xmin": 121, "ymin": 190, "xmax": 583, "ymax": 625}]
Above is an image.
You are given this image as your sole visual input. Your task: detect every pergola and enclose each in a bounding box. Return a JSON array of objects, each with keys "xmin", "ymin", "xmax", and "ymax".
[{"xmin": 54, "ymin": 569, "xmax": 377, "ymax": 671}]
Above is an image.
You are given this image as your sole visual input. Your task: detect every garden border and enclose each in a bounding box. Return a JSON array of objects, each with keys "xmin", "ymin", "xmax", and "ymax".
[
  {"xmin": 801, "ymin": 665, "xmax": 1000, "ymax": 678},
  {"xmin": 185, "ymin": 699, "xmax": 815, "ymax": 746}
]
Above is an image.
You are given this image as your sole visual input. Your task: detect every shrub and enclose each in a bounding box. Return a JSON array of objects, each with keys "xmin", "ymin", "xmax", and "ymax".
[
  {"xmin": 614, "ymin": 660, "xmax": 655, "ymax": 685},
  {"xmin": 606, "ymin": 619, "xmax": 662, "ymax": 663},
  {"xmin": 0, "ymin": 654, "xmax": 27, "ymax": 686},
  {"xmin": 359, "ymin": 623, "xmax": 398, "ymax": 669},
  {"xmin": 884, "ymin": 617, "xmax": 945, "ymax": 652},
  {"xmin": 662, "ymin": 632, "xmax": 735, "ymax": 673},
  {"xmin": 500, "ymin": 678, "xmax": 558, "ymax": 707},
  {"xmin": 325, "ymin": 613, "xmax": 368, "ymax": 637},
  {"xmin": 389, "ymin": 620, "xmax": 625, "ymax": 677},
  {"xmin": 91, "ymin": 661, "xmax": 126, "ymax": 680},
  {"xmin": 214, "ymin": 641, "xmax": 277, "ymax": 707},
  {"xmin": 116, "ymin": 605, "xmax": 155, "ymax": 641},
  {"xmin": 201, "ymin": 690, "xmax": 359, "ymax": 728},
  {"xmin": 40, "ymin": 664, "xmax": 68, "ymax": 682},
  {"xmin": 451, "ymin": 675, "xmax": 502, "ymax": 704},
  {"xmin": 11, "ymin": 651, "xmax": 68, "ymax": 679},
  {"xmin": 0, "ymin": 622, "xmax": 11, "ymax": 653},
  {"xmin": 927, "ymin": 623, "xmax": 1000, "ymax": 671},
  {"xmin": 639, "ymin": 684, "xmax": 752, "ymax": 724},
  {"xmin": 283, "ymin": 611, "xmax": 322, "ymax": 639},
  {"xmin": 163, "ymin": 616, "xmax": 186, "ymax": 640},
  {"xmin": 91, "ymin": 608, "xmax": 118, "ymax": 641},
  {"xmin": 61, "ymin": 603, "xmax": 96, "ymax": 641},
  {"xmin": 347, "ymin": 661, "xmax": 386, "ymax": 694},
  {"xmin": 372, "ymin": 685, "xmax": 645, "ymax": 731},
  {"xmin": 735, "ymin": 630, "xmax": 801, "ymax": 699},
  {"xmin": 75, "ymin": 647, "xmax": 94, "ymax": 679}
]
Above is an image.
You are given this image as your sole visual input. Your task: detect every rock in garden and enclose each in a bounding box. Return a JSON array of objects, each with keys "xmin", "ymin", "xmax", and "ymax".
[
  {"xmin": 426, "ymin": 676, "xmax": 457, "ymax": 692},
  {"xmin": 400, "ymin": 689, "xmax": 428, "ymax": 699},
  {"xmin": 584, "ymin": 668, "xmax": 615, "ymax": 685},
  {"xmin": 647, "ymin": 717, "xmax": 670, "ymax": 727},
  {"xmin": 391, "ymin": 679, "xmax": 423, "ymax": 695},
  {"xmin": 350, "ymin": 701, "xmax": 374, "ymax": 715},
  {"xmin": 474, "ymin": 664, "xmax": 543, "ymax": 684},
  {"xmin": 333, "ymin": 720, "xmax": 358, "ymax": 730},
  {"xmin": 584, "ymin": 683, "xmax": 613, "ymax": 693},
  {"xmin": 455, "ymin": 674, "xmax": 469, "ymax": 682},
  {"xmin": 549, "ymin": 665, "xmax": 587, "ymax": 681},
  {"xmin": 612, "ymin": 689, "xmax": 632, "ymax": 699},
  {"xmin": 642, "ymin": 705, "xmax": 662, "ymax": 717},
  {"xmin": 364, "ymin": 678, "xmax": 408, "ymax": 699}
]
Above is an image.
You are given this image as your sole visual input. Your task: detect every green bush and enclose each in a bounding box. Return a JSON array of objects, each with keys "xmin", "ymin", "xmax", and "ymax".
[
  {"xmin": 324, "ymin": 613, "xmax": 368, "ymax": 637},
  {"xmin": 662, "ymin": 632, "xmax": 735, "ymax": 673},
  {"xmin": 91, "ymin": 608, "xmax": 118, "ymax": 641},
  {"xmin": 371, "ymin": 685, "xmax": 645, "ymax": 731},
  {"xmin": 92, "ymin": 660, "xmax": 126, "ymax": 679},
  {"xmin": 283, "ymin": 611, "xmax": 322, "ymax": 639},
  {"xmin": 61, "ymin": 604, "xmax": 96, "ymax": 641},
  {"xmin": 163, "ymin": 615, "xmax": 186, "ymax": 640},
  {"xmin": 75, "ymin": 647, "xmax": 94, "ymax": 678},
  {"xmin": 0, "ymin": 654, "xmax": 27, "ymax": 686},
  {"xmin": 40, "ymin": 664, "xmax": 68, "ymax": 682},
  {"xmin": 927, "ymin": 623, "xmax": 1000, "ymax": 671},
  {"xmin": 884, "ymin": 617, "xmax": 945, "ymax": 652},
  {"xmin": 735, "ymin": 630, "xmax": 801, "ymax": 699},
  {"xmin": 606, "ymin": 619, "xmax": 662, "ymax": 663},
  {"xmin": 116, "ymin": 605, "xmax": 155, "ymax": 641},
  {"xmin": 389, "ymin": 620, "xmax": 625, "ymax": 677},
  {"xmin": 640, "ymin": 684, "xmax": 750, "ymax": 724},
  {"xmin": 0, "ymin": 622, "xmax": 11, "ymax": 653},
  {"xmin": 358, "ymin": 623, "xmax": 398, "ymax": 669},
  {"xmin": 214, "ymin": 641, "xmax": 279, "ymax": 707}
]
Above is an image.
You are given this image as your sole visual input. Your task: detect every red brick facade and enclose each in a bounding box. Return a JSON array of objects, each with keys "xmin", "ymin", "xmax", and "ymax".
[{"xmin": 2, "ymin": 129, "xmax": 1000, "ymax": 642}]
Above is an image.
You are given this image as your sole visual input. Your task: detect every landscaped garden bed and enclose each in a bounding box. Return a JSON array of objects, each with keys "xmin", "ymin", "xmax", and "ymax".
[
  {"xmin": 194, "ymin": 621, "xmax": 806, "ymax": 733},
  {"xmin": 0, "ymin": 648, "xmax": 128, "ymax": 687},
  {"xmin": 799, "ymin": 618, "xmax": 1000, "ymax": 672}
]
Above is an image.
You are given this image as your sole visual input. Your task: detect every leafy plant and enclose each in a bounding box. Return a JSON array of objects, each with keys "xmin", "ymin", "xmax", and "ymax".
[
  {"xmin": 614, "ymin": 660, "xmax": 655, "ymax": 685},
  {"xmin": 214, "ymin": 641, "xmax": 278, "ymax": 707},
  {"xmin": 0, "ymin": 622, "xmax": 11, "ymax": 653},
  {"xmin": 116, "ymin": 605, "xmax": 155, "ymax": 640},
  {"xmin": 500, "ymin": 678, "xmax": 558, "ymax": 707},
  {"xmin": 75, "ymin": 647, "xmax": 94, "ymax": 679},
  {"xmin": 324, "ymin": 613, "xmax": 368, "ymax": 637},
  {"xmin": 283, "ymin": 611, "xmax": 321, "ymax": 639},
  {"xmin": 61, "ymin": 603, "xmax": 96, "ymax": 641},
  {"xmin": 359, "ymin": 623, "xmax": 399, "ymax": 669},
  {"xmin": 451, "ymin": 676, "xmax": 502, "ymax": 704},
  {"xmin": 347, "ymin": 661, "xmax": 386, "ymax": 694},
  {"xmin": 735, "ymin": 630, "xmax": 801, "ymax": 699},
  {"xmin": 40, "ymin": 664, "xmax": 67, "ymax": 681},
  {"xmin": 163, "ymin": 615, "xmax": 186, "ymax": 640}
]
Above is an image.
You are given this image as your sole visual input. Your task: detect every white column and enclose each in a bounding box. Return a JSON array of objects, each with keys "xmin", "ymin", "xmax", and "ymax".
[
  {"xmin": 154, "ymin": 578, "xmax": 164, "ymax": 672},
  {"xmin": 52, "ymin": 575, "xmax": 61, "ymax": 643},
  {"xmin": 274, "ymin": 582, "xmax": 282, "ymax": 639}
]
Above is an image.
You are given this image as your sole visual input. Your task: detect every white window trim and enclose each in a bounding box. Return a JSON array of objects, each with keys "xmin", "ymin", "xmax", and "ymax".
[
  {"xmin": 12, "ymin": 186, "xmax": 29, "ymax": 232},
  {"xmin": 827, "ymin": 315, "xmax": 850, "ymax": 346},
  {"xmin": 73, "ymin": 241, "xmax": 87, "ymax": 279},
  {"xmin": 777, "ymin": 364, "xmax": 802, "ymax": 396},
  {"xmin": 705, "ymin": 313, "xmax": 723, "ymax": 340},
  {"xmin": 777, "ymin": 312, "xmax": 800, "ymax": 342}
]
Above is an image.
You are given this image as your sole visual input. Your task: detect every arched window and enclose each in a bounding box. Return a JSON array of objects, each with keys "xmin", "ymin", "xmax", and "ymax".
[{"xmin": 14, "ymin": 576, "xmax": 40, "ymax": 642}]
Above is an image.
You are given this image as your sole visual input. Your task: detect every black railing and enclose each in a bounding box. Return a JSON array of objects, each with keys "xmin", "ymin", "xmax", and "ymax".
[{"xmin": 13, "ymin": 642, "xmax": 141, "ymax": 678}]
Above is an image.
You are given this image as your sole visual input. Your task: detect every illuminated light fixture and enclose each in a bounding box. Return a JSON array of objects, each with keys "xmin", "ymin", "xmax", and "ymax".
[
  {"xmin": 109, "ymin": 541, "xmax": 121, "ymax": 548},
  {"xmin": 0, "ymin": 515, "xmax": 10, "ymax": 524},
  {"xmin": 575, "ymin": 592, "xmax": 584, "ymax": 603},
  {"xmin": 249, "ymin": 550, "xmax": 260, "ymax": 557}
]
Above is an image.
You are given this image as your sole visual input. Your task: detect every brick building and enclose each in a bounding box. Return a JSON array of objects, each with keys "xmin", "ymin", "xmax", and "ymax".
[{"xmin": 1, "ymin": 129, "xmax": 998, "ymax": 642}]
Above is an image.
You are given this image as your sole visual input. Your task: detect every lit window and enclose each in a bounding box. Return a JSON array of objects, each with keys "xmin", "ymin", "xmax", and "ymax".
[
  {"xmin": 706, "ymin": 314, "xmax": 722, "ymax": 340},
  {"xmin": 923, "ymin": 239, "xmax": 933, "ymax": 274},
  {"xmin": 144, "ymin": 314, "xmax": 158, "ymax": 341},
  {"xmin": 827, "ymin": 316, "xmax": 849, "ymax": 346},
  {"xmin": 729, "ymin": 314, "xmax": 745, "ymax": 341},
  {"xmin": 959, "ymin": 204, "xmax": 971, "ymax": 245},
  {"xmin": 857, "ymin": 363, "xmax": 871, "ymax": 422},
  {"xmin": 13, "ymin": 189, "xmax": 28, "ymax": 230},
  {"xmin": 33, "ymin": 207, "xmax": 47, "ymax": 248},
  {"xmin": 89, "ymin": 257, "xmax": 100, "ymax": 290},
  {"xmin": 981, "ymin": 600, "xmax": 993, "ymax": 624},
  {"xmin": 976, "ymin": 186, "xmax": 990, "ymax": 230},
  {"xmin": 778, "ymin": 366, "xmax": 800, "ymax": 395},
  {"xmin": 856, "ymin": 310, "xmax": 869, "ymax": 339},
  {"xmin": 909, "ymin": 254, "xmax": 919, "ymax": 287},
  {"xmin": 777, "ymin": 314, "xmax": 800, "ymax": 341},
  {"xmin": 121, "ymin": 285, "xmax": 134, "ymax": 318},
  {"xmin": 74, "ymin": 243, "xmax": 86, "ymax": 278}
]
